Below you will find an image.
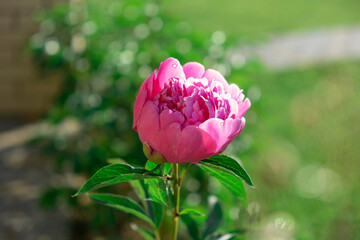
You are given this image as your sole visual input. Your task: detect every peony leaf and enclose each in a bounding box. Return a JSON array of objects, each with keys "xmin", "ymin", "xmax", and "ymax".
[
  {"xmin": 106, "ymin": 158, "xmax": 127, "ymax": 164},
  {"xmin": 145, "ymin": 161, "xmax": 172, "ymax": 207},
  {"xmin": 199, "ymin": 165, "xmax": 248, "ymax": 207},
  {"xmin": 206, "ymin": 233, "xmax": 237, "ymax": 240},
  {"xmin": 145, "ymin": 199, "xmax": 163, "ymax": 229},
  {"xmin": 180, "ymin": 214, "xmax": 201, "ymax": 240},
  {"xmin": 179, "ymin": 209, "xmax": 205, "ymax": 216},
  {"xmin": 88, "ymin": 193, "xmax": 154, "ymax": 226},
  {"xmin": 202, "ymin": 197, "xmax": 223, "ymax": 239},
  {"xmin": 163, "ymin": 163, "xmax": 172, "ymax": 175},
  {"xmin": 74, "ymin": 164, "xmax": 162, "ymax": 196},
  {"xmin": 131, "ymin": 224, "xmax": 156, "ymax": 240},
  {"xmin": 132, "ymin": 179, "xmax": 163, "ymax": 229},
  {"xmin": 200, "ymin": 155, "xmax": 254, "ymax": 187},
  {"xmin": 145, "ymin": 161, "xmax": 163, "ymax": 175},
  {"xmin": 129, "ymin": 179, "xmax": 146, "ymax": 200},
  {"xmin": 206, "ymin": 229, "xmax": 247, "ymax": 240}
]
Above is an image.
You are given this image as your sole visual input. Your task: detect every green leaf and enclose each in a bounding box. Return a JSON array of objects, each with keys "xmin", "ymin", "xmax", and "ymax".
[
  {"xmin": 88, "ymin": 193, "xmax": 154, "ymax": 226},
  {"xmin": 199, "ymin": 165, "xmax": 248, "ymax": 207},
  {"xmin": 206, "ymin": 229, "xmax": 247, "ymax": 240},
  {"xmin": 180, "ymin": 214, "xmax": 201, "ymax": 240},
  {"xmin": 145, "ymin": 178, "xmax": 169, "ymax": 206},
  {"xmin": 163, "ymin": 163, "xmax": 172, "ymax": 175},
  {"xmin": 145, "ymin": 161, "xmax": 162, "ymax": 174},
  {"xmin": 202, "ymin": 197, "xmax": 223, "ymax": 239},
  {"xmin": 129, "ymin": 179, "xmax": 146, "ymax": 200},
  {"xmin": 145, "ymin": 161, "xmax": 171, "ymax": 207},
  {"xmin": 109, "ymin": 161, "xmax": 147, "ymax": 202},
  {"xmin": 179, "ymin": 209, "xmax": 205, "ymax": 216},
  {"xmin": 152, "ymin": 201, "xmax": 163, "ymax": 229},
  {"xmin": 200, "ymin": 155, "xmax": 254, "ymax": 187},
  {"xmin": 74, "ymin": 164, "xmax": 162, "ymax": 196},
  {"xmin": 131, "ymin": 224, "xmax": 156, "ymax": 240},
  {"xmin": 106, "ymin": 158, "xmax": 127, "ymax": 164},
  {"xmin": 138, "ymin": 178, "xmax": 163, "ymax": 230},
  {"xmin": 146, "ymin": 199, "xmax": 163, "ymax": 229},
  {"xmin": 129, "ymin": 181, "xmax": 163, "ymax": 230},
  {"xmin": 206, "ymin": 233, "xmax": 236, "ymax": 240}
]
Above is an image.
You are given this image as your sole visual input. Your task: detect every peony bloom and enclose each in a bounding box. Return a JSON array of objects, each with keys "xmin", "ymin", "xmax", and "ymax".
[{"xmin": 133, "ymin": 58, "xmax": 250, "ymax": 164}]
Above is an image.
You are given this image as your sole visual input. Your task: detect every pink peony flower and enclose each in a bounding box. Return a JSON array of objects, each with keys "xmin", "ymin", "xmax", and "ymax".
[{"xmin": 133, "ymin": 58, "xmax": 250, "ymax": 164}]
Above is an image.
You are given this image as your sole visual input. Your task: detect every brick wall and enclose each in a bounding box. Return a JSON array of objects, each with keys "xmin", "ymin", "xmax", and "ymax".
[{"xmin": 0, "ymin": 0, "xmax": 65, "ymax": 121}]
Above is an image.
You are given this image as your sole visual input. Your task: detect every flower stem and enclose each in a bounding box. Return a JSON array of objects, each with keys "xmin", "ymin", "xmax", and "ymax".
[
  {"xmin": 179, "ymin": 163, "xmax": 192, "ymax": 187},
  {"xmin": 155, "ymin": 230, "xmax": 161, "ymax": 240},
  {"xmin": 171, "ymin": 163, "xmax": 180, "ymax": 240}
]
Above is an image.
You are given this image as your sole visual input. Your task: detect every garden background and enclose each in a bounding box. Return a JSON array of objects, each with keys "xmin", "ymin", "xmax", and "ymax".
[{"xmin": 0, "ymin": 0, "xmax": 359, "ymax": 239}]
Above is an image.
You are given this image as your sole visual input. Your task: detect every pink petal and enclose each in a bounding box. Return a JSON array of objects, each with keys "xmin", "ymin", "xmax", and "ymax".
[
  {"xmin": 199, "ymin": 118, "xmax": 244, "ymax": 153},
  {"xmin": 228, "ymin": 99, "xmax": 239, "ymax": 118},
  {"xmin": 133, "ymin": 71, "xmax": 157, "ymax": 129},
  {"xmin": 150, "ymin": 124, "xmax": 217, "ymax": 164},
  {"xmin": 136, "ymin": 101, "xmax": 160, "ymax": 144},
  {"xmin": 151, "ymin": 122, "xmax": 182, "ymax": 163},
  {"xmin": 219, "ymin": 118, "xmax": 245, "ymax": 152},
  {"xmin": 238, "ymin": 98, "xmax": 251, "ymax": 118},
  {"xmin": 183, "ymin": 62, "xmax": 205, "ymax": 79},
  {"xmin": 174, "ymin": 125, "xmax": 217, "ymax": 163},
  {"xmin": 228, "ymin": 84, "xmax": 244, "ymax": 101},
  {"xmin": 159, "ymin": 109, "xmax": 185, "ymax": 129},
  {"xmin": 145, "ymin": 70, "xmax": 157, "ymax": 98},
  {"xmin": 202, "ymin": 69, "xmax": 229, "ymax": 90},
  {"xmin": 133, "ymin": 88, "xmax": 148, "ymax": 129},
  {"xmin": 152, "ymin": 58, "xmax": 186, "ymax": 98}
]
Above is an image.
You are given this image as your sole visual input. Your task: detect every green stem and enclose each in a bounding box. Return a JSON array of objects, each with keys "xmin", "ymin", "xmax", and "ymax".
[
  {"xmin": 143, "ymin": 163, "xmax": 162, "ymax": 175},
  {"xmin": 171, "ymin": 164, "xmax": 180, "ymax": 240},
  {"xmin": 155, "ymin": 230, "xmax": 161, "ymax": 240},
  {"xmin": 179, "ymin": 163, "xmax": 192, "ymax": 187}
]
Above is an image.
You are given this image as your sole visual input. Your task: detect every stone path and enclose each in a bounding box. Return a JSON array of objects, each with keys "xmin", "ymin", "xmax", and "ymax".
[
  {"xmin": 236, "ymin": 26, "xmax": 360, "ymax": 70},
  {"xmin": 0, "ymin": 122, "xmax": 68, "ymax": 240}
]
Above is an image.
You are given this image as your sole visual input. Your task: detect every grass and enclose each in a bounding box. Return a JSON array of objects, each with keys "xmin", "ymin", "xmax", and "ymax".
[
  {"xmin": 238, "ymin": 62, "xmax": 360, "ymax": 239},
  {"xmin": 163, "ymin": 0, "xmax": 360, "ymax": 37}
]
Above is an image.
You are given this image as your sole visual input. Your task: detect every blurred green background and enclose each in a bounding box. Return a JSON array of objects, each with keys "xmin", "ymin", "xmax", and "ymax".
[
  {"xmin": 163, "ymin": 0, "xmax": 360, "ymax": 37},
  {"xmin": 0, "ymin": 0, "xmax": 359, "ymax": 239}
]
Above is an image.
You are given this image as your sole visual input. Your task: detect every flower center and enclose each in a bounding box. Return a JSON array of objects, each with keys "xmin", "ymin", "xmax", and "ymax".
[{"xmin": 153, "ymin": 77, "xmax": 233, "ymax": 126}]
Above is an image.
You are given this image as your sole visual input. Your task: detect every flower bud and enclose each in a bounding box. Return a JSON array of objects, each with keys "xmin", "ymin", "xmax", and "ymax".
[{"xmin": 143, "ymin": 142, "xmax": 167, "ymax": 164}]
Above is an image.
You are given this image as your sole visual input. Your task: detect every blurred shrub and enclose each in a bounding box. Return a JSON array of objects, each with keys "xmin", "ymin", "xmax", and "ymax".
[{"xmin": 29, "ymin": 0, "xmax": 261, "ymax": 238}]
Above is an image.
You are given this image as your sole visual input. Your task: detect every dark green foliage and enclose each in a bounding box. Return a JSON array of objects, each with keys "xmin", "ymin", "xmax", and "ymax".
[
  {"xmin": 181, "ymin": 214, "xmax": 201, "ymax": 240},
  {"xmin": 179, "ymin": 209, "xmax": 205, "ymax": 216},
  {"xmin": 200, "ymin": 155, "xmax": 254, "ymax": 187},
  {"xmin": 199, "ymin": 165, "xmax": 248, "ymax": 207},
  {"xmin": 88, "ymin": 193, "xmax": 154, "ymax": 226},
  {"xmin": 73, "ymin": 156, "xmax": 252, "ymax": 238},
  {"xmin": 145, "ymin": 161, "xmax": 172, "ymax": 207},
  {"xmin": 131, "ymin": 224, "xmax": 156, "ymax": 240},
  {"xmin": 75, "ymin": 163, "xmax": 162, "ymax": 196},
  {"xmin": 202, "ymin": 198, "xmax": 223, "ymax": 239}
]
